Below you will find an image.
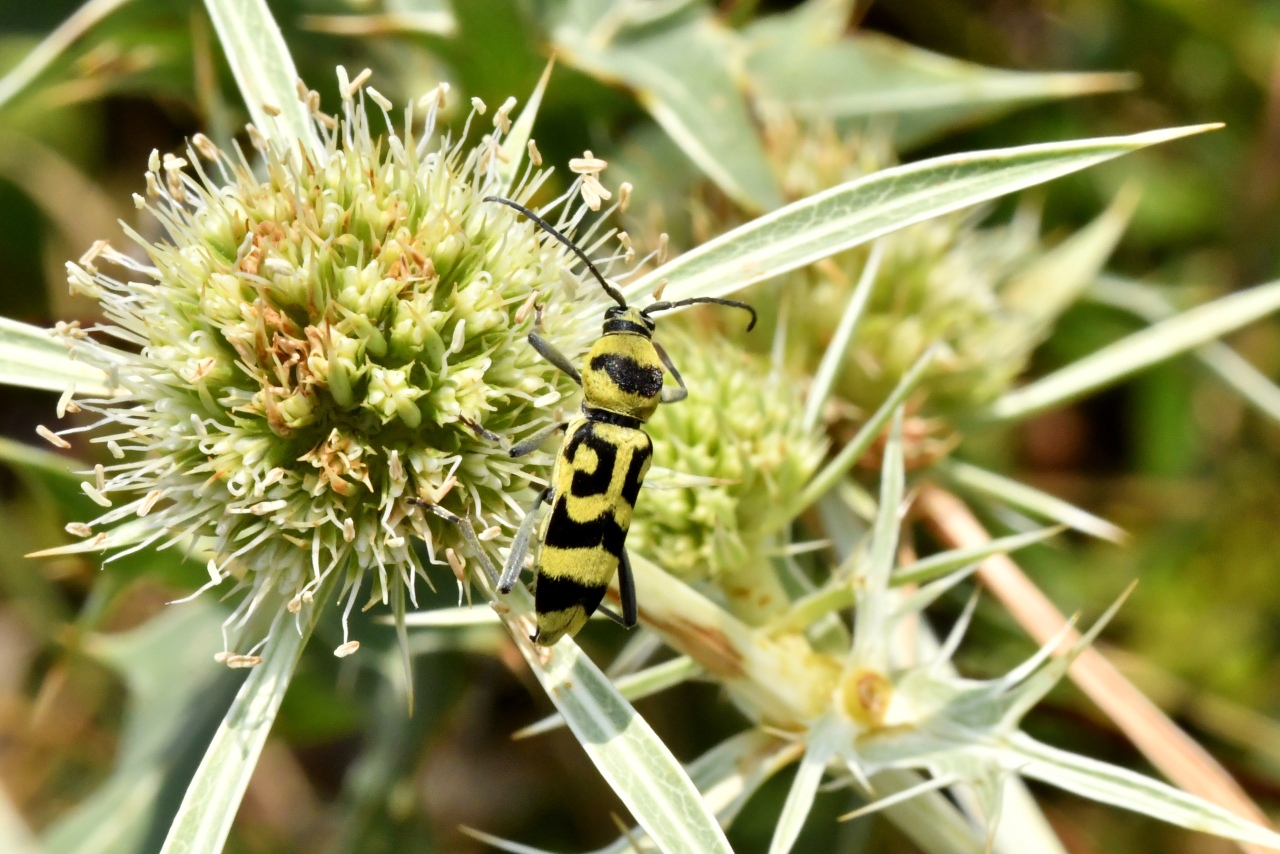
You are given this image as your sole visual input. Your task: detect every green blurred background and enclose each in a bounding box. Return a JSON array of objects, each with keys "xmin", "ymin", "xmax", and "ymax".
[{"xmin": 2, "ymin": 1, "xmax": 1280, "ymax": 852}]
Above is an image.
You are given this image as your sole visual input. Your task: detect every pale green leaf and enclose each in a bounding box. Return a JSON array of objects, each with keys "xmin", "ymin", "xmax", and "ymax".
[
  {"xmin": 0, "ymin": 0, "xmax": 136, "ymax": 111},
  {"xmin": 0, "ymin": 436, "xmax": 78, "ymax": 481},
  {"xmin": 615, "ymin": 125, "xmax": 1218, "ymax": 315},
  {"xmin": 201, "ymin": 0, "xmax": 321, "ymax": 156},
  {"xmin": 43, "ymin": 602, "xmax": 229, "ymax": 854},
  {"xmin": 1089, "ymin": 276, "xmax": 1280, "ymax": 424},
  {"xmin": 745, "ymin": 22, "xmax": 1135, "ymax": 149},
  {"xmin": 397, "ymin": 605, "xmax": 502, "ymax": 626},
  {"xmin": 987, "ymin": 278, "xmax": 1280, "ymax": 421},
  {"xmin": 893, "ymin": 526, "xmax": 1065, "ymax": 587},
  {"xmin": 590, "ymin": 731, "xmax": 803, "ymax": 854},
  {"xmin": 0, "ymin": 316, "xmax": 112, "ymax": 396},
  {"xmin": 769, "ymin": 715, "xmax": 843, "ymax": 854},
  {"xmin": 553, "ymin": 5, "xmax": 782, "ymax": 212},
  {"xmin": 159, "ymin": 575, "xmax": 336, "ymax": 854},
  {"xmin": 937, "ymin": 458, "xmax": 1126, "ymax": 543},
  {"xmin": 498, "ymin": 58, "xmax": 555, "ymax": 193},
  {"xmin": 514, "ymin": 656, "xmax": 702, "ymax": 740},
  {"xmin": 509, "ymin": 612, "xmax": 734, "ymax": 854},
  {"xmin": 1006, "ymin": 733, "xmax": 1280, "ymax": 849},
  {"xmin": 300, "ymin": 0, "xmax": 457, "ymax": 39}
]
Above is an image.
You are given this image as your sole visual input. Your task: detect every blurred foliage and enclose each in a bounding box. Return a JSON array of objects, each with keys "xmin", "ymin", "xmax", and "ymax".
[{"xmin": 1, "ymin": 0, "xmax": 1280, "ymax": 852}]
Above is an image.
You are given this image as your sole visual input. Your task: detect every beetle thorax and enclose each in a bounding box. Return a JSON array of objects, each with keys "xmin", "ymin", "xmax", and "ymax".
[{"xmin": 581, "ymin": 330, "xmax": 664, "ymax": 422}]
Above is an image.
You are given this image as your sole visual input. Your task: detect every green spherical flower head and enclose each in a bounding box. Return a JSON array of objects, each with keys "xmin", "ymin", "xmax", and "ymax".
[
  {"xmin": 628, "ymin": 324, "xmax": 826, "ymax": 616},
  {"xmin": 56, "ymin": 76, "xmax": 608, "ymax": 659}
]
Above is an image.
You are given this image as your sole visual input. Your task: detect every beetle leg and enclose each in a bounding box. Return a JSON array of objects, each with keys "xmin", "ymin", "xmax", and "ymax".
[
  {"xmin": 509, "ymin": 421, "xmax": 568, "ymax": 458},
  {"xmin": 409, "ymin": 499, "xmax": 499, "ymax": 587},
  {"xmin": 654, "ymin": 340, "xmax": 688, "ymax": 404},
  {"xmin": 617, "ymin": 547, "xmax": 638, "ymax": 628},
  {"xmin": 529, "ymin": 331, "xmax": 583, "ymax": 386},
  {"xmin": 498, "ymin": 487, "xmax": 552, "ymax": 593}
]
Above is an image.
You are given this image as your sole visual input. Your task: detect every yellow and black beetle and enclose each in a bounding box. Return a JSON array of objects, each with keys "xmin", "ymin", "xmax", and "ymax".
[{"xmin": 419, "ymin": 196, "xmax": 755, "ymax": 645}]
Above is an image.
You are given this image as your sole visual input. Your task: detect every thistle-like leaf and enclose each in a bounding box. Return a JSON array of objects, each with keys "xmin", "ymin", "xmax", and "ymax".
[
  {"xmin": 937, "ymin": 458, "xmax": 1125, "ymax": 542},
  {"xmin": 987, "ymin": 277, "xmax": 1280, "ymax": 421},
  {"xmin": 615, "ymin": 125, "xmax": 1219, "ymax": 315}
]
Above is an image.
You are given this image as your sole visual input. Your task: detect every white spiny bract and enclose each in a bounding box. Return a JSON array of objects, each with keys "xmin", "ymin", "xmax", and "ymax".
[
  {"xmin": 49, "ymin": 74, "xmax": 613, "ymax": 661},
  {"xmin": 602, "ymin": 365, "xmax": 1280, "ymax": 853}
]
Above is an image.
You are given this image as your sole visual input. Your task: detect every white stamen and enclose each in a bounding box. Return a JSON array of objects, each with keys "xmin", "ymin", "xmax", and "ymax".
[
  {"xmin": 470, "ymin": 96, "xmax": 487, "ymax": 115},
  {"xmin": 479, "ymin": 525, "xmax": 502, "ymax": 541},
  {"xmin": 56, "ymin": 386, "xmax": 76, "ymax": 418},
  {"xmin": 94, "ymin": 464, "xmax": 105, "ymax": 492},
  {"xmin": 226, "ymin": 654, "xmax": 263, "ymax": 669},
  {"xmin": 81, "ymin": 482, "xmax": 112, "ymax": 507},
  {"xmin": 79, "ymin": 239, "xmax": 110, "ymax": 268},
  {"xmin": 192, "ymin": 133, "xmax": 219, "ymax": 160},
  {"xmin": 367, "ymin": 86, "xmax": 393, "ymax": 111},
  {"xmin": 262, "ymin": 102, "xmax": 282, "ymax": 117},
  {"xmin": 65, "ymin": 522, "xmax": 93, "ymax": 537},
  {"xmin": 446, "ymin": 548, "xmax": 466, "ymax": 583},
  {"xmin": 245, "ymin": 123, "xmax": 268, "ymax": 152},
  {"xmin": 334, "ymin": 641, "xmax": 360, "ymax": 657},
  {"xmin": 347, "ymin": 67, "xmax": 373, "ymax": 96},
  {"xmin": 37, "ymin": 425, "xmax": 70, "ymax": 449},
  {"xmin": 527, "ymin": 139, "xmax": 542, "ymax": 166},
  {"xmin": 138, "ymin": 489, "xmax": 164, "ymax": 516},
  {"xmin": 342, "ymin": 518, "xmax": 355, "ymax": 542},
  {"xmin": 248, "ymin": 499, "xmax": 287, "ymax": 515},
  {"xmin": 514, "ymin": 290, "xmax": 539, "ymax": 325},
  {"xmin": 494, "ymin": 96, "xmax": 517, "ymax": 133},
  {"xmin": 569, "ymin": 151, "xmax": 607, "ymax": 174}
]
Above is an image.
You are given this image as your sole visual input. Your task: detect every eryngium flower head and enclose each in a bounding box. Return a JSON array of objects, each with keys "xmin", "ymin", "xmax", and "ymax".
[
  {"xmin": 628, "ymin": 325, "xmax": 826, "ymax": 590},
  {"xmin": 54, "ymin": 76, "xmax": 605, "ymax": 658}
]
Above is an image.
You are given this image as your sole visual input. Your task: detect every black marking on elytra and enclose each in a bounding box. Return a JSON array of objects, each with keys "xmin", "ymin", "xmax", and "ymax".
[
  {"xmin": 620, "ymin": 439, "xmax": 652, "ymax": 508},
  {"xmin": 536, "ymin": 572, "xmax": 607, "ymax": 616},
  {"xmin": 542, "ymin": 494, "xmax": 628, "ymax": 554},
  {"xmin": 591, "ymin": 353, "xmax": 664, "ymax": 398},
  {"xmin": 569, "ymin": 424, "xmax": 618, "ymax": 498}
]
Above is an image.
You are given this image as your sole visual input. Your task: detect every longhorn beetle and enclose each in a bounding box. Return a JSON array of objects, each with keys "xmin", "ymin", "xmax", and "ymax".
[{"xmin": 442, "ymin": 195, "xmax": 756, "ymax": 645}]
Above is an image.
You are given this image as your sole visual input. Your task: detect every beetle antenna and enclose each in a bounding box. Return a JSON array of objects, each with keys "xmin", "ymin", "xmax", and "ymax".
[
  {"xmin": 484, "ymin": 196, "xmax": 628, "ymax": 308},
  {"xmin": 643, "ymin": 297, "xmax": 757, "ymax": 331}
]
